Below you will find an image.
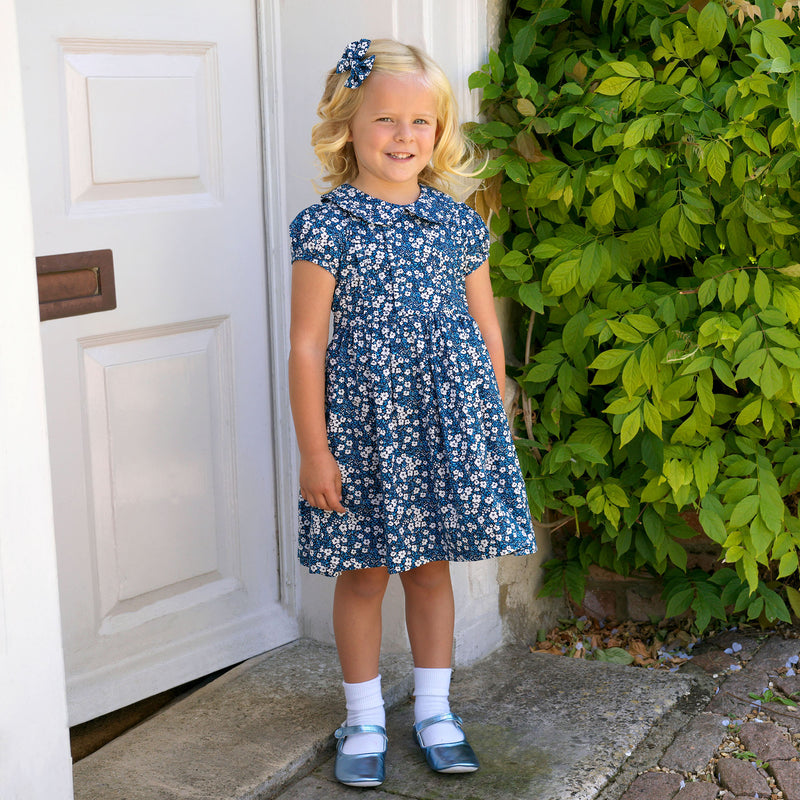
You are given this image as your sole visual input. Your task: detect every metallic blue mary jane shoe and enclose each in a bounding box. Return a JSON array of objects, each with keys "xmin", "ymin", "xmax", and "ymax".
[
  {"xmin": 333, "ymin": 724, "xmax": 388, "ymax": 788},
  {"xmin": 412, "ymin": 713, "xmax": 479, "ymax": 774}
]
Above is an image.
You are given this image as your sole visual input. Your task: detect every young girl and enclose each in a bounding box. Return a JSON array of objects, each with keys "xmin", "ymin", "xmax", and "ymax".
[{"xmin": 288, "ymin": 38, "xmax": 536, "ymax": 788}]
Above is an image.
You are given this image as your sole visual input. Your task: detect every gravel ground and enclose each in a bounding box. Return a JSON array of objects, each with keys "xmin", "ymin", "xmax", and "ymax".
[{"xmin": 593, "ymin": 625, "xmax": 800, "ymax": 800}]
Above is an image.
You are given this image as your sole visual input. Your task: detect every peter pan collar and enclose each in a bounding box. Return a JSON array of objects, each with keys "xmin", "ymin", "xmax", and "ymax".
[{"xmin": 322, "ymin": 183, "xmax": 453, "ymax": 226}]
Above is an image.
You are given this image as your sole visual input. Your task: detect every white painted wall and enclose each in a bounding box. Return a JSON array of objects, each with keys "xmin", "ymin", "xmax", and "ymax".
[
  {"xmin": 281, "ymin": 0, "xmax": 507, "ymax": 666},
  {"xmin": 0, "ymin": 0, "xmax": 73, "ymax": 796}
]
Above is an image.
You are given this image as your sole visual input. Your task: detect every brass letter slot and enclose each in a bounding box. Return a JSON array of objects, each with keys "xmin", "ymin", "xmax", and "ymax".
[{"xmin": 36, "ymin": 249, "xmax": 116, "ymax": 321}]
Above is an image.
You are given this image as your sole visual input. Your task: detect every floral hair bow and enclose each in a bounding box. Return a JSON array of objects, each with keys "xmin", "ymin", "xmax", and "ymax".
[{"xmin": 336, "ymin": 38, "xmax": 375, "ymax": 89}]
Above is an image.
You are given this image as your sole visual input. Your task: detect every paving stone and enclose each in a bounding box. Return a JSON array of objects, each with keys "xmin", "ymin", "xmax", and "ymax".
[
  {"xmin": 739, "ymin": 720, "xmax": 798, "ymax": 761},
  {"xmin": 619, "ymin": 771, "xmax": 683, "ymax": 800},
  {"xmin": 675, "ymin": 780, "xmax": 721, "ymax": 800},
  {"xmin": 708, "ymin": 639, "xmax": 800, "ymax": 717},
  {"xmin": 764, "ymin": 706, "xmax": 800, "ymax": 736},
  {"xmin": 776, "ymin": 674, "xmax": 800, "ymax": 698},
  {"xmin": 660, "ymin": 712, "xmax": 727, "ymax": 772},
  {"xmin": 716, "ymin": 757, "xmax": 771, "ymax": 797},
  {"xmin": 770, "ymin": 759, "xmax": 800, "ymax": 800},
  {"xmin": 690, "ymin": 650, "xmax": 740, "ymax": 674},
  {"xmin": 709, "ymin": 632, "xmax": 763, "ymax": 661}
]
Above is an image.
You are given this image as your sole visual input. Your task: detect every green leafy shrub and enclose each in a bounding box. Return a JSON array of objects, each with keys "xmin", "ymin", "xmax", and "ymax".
[{"xmin": 469, "ymin": 0, "xmax": 800, "ymax": 629}]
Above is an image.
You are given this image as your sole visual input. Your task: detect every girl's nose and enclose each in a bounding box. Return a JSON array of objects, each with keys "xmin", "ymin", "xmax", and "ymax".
[{"xmin": 395, "ymin": 124, "xmax": 413, "ymax": 142}]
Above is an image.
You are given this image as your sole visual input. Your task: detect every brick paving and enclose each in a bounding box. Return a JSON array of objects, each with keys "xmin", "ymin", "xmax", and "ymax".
[
  {"xmin": 770, "ymin": 760, "xmax": 800, "ymax": 799},
  {"xmin": 739, "ymin": 720, "xmax": 797, "ymax": 761},
  {"xmin": 618, "ymin": 630, "xmax": 800, "ymax": 800},
  {"xmin": 673, "ymin": 782, "xmax": 719, "ymax": 800},
  {"xmin": 659, "ymin": 712, "xmax": 727, "ymax": 773},
  {"xmin": 621, "ymin": 771, "xmax": 683, "ymax": 800},
  {"xmin": 716, "ymin": 757, "xmax": 771, "ymax": 796}
]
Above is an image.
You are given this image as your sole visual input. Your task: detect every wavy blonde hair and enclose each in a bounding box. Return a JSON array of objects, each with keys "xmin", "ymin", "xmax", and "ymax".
[{"xmin": 312, "ymin": 38, "xmax": 478, "ymax": 198}]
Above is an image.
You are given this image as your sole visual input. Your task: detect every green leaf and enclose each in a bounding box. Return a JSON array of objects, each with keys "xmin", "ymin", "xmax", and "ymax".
[
  {"xmin": 579, "ymin": 241, "xmax": 607, "ymax": 291},
  {"xmin": 626, "ymin": 314, "xmax": 660, "ymax": 334},
  {"xmin": 742, "ymin": 552, "xmax": 759, "ymax": 593},
  {"xmin": 760, "ymin": 356, "xmax": 784, "ymax": 398},
  {"xmin": 699, "ymin": 507, "xmax": 727, "ymax": 545},
  {"xmin": 706, "ymin": 140, "xmax": 728, "ymax": 185},
  {"xmin": 779, "ymin": 551, "xmax": 798, "ymax": 579},
  {"xmin": 469, "ymin": 71, "xmax": 491, "ymax": 90},
  {"xmin": 643, "ymin": 402, "xmax": 662, "ymax": 438},
  {"xmin": 786, "ymin": 586, "xmax": 800, "ymax": 618},
  {"xmin": 609, "ymin": 61, "xmax": 641, "ymax": 78},
  {"xmin": 789, "ymin": 75, "xmax": 800, "ymax": 125},
  {"xmin": 547, "ymin": 258, "xmax": 580, "ymax": 295},
  {"xmin": 605, "ymin": 484, "xmax": 630, "ymax": 507},
  {"xmin": 756, "ymin": 18, "xmax": 795, "ymax": 37},
  {"xmin": 736, "ymin": 398, "xmax": 762, "ymax": 426},
  {"xmin": 713, "ymin": 358, "xmax": 737, "ymax": 390},
  {"xmin": 697, "ymin": 1, "xmax": 727, "ymax": 50},
  {"xmin": 730, "ymin": 495, "xmax": 759, "ymax": 528},
  {"xmin": 589, "ymin": 349, "xmax": 632, "ymax": 370},
  {"xmin": 620, "ymin": 410, "xmax": 641, "ymax": 446},
  {"xmin": 607, "ymin": 319, "xmax": 643, "ymax": 344},
  {"xmin": 596, "ymin": 647, "xmax": 634, "ymax": 665},
  {"xmin": 641, "ymin": 432, "xmax": 664, "ymax": 471},
  {"xmin": 519, "ymin": 282, "xmax": 545, "ymax": 313},
  {"xmin": 563, "ymin": 311, "xmax": 589, "ymax": 361},
  {"xmin": 665, "ymin": 587, "xmax": 694, "ymax": 618},
  {"xmin": 754, "ymin": 270, "xmax": 771, "ymax": 310},
  {"xmin": 591, "ymin": 189, "xmax": 616, "ymax": 226},
  {"xmin": 734, "ymin": 270, "xmax": 750, "ymax": 308},
  {"xmin": 595, "ymin": 76, "xmax": 634, "ymax": 96}
]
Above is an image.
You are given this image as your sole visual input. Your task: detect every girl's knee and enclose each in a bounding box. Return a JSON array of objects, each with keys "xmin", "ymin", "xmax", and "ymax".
[
  {"xmin": 336, "ymin": 566, "xmax": 390, "ymax": 600},
  {"xmin": 400, "ymin": 560, "xmax": 451, "ymax": 593}
]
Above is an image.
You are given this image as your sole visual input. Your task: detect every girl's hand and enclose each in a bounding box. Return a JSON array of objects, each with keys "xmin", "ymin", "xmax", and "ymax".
[{"xmin": 299, "ymin": 450, "xmax": 347, "ymax": 513}]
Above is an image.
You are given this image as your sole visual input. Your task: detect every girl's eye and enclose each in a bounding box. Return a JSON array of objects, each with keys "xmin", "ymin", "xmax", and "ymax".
[{"xmin": 414, "ymin": 119, "xmax": 431, "ymax": 125}]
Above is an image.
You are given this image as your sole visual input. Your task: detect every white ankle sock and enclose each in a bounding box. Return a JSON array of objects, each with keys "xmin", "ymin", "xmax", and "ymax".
[
  {"xmin": 413, "ymin": 667, "xmax": 463, "ymax": 746},
  {"xmin": 341, "ymin": 675, "xmax": 386, "ymax": 755}
]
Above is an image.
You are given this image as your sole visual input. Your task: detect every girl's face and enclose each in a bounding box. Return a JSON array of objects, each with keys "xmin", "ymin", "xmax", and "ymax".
[{"xmin": 347, "ymin": 71, "xmax": 438, "ymax": 204}]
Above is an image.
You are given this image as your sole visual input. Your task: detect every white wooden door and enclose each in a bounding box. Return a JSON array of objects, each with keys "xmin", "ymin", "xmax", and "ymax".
[{"xmin": 16, "ymin": 0, "xmax": 297, "ymax": 724}]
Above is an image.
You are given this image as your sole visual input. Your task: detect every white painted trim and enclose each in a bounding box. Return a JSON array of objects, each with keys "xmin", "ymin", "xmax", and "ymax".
[
  {"xmin": 1, "ymin": 0, "xmax": 73, "ymax": 795},
  {"xmin": 256, "ymin": 0, "xmax": 300, "ymax": 615},
  {"xmin": 67, "ymin": 603, "xmax": 296, "ymax": 723}
]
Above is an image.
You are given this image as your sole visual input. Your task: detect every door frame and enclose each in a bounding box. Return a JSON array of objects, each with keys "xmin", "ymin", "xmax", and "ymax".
[
  {"xmin": 256, "ymin": 0, "xmax": 299, "ymax": 616},
  {"xmin": 1, "ymin": 0, "xmax": 74, "ymax": 795}
]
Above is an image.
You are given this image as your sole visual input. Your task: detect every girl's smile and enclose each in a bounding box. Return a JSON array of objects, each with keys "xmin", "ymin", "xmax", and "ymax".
[{"xmin": 348, "ymin": 71, "xmax": 438, "ymax": 204}]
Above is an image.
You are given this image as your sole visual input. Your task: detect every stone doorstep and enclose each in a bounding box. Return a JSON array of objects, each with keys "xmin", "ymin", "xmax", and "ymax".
[
  {"xmin": 72, "ymin": 640, "xmax": 414, "ymax": 800},
  {"xmin": 73, "ymin": 641, "xmax": 699, "ymax": 800}
]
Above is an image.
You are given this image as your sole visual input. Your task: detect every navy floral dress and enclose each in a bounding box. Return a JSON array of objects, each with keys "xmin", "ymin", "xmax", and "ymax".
[{"xmin": 290, "ymin": 183, "xmax": 536, "ymax": 576}]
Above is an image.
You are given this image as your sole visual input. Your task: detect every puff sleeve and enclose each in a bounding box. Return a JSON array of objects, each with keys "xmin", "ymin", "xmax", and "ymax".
[
  {"xmin": 460, "ymin": 204, "xmax": 491, "ymax": 276},
  {"xmin": 289, "ymin": 205, "xmax": 342, "ymax": 280}
]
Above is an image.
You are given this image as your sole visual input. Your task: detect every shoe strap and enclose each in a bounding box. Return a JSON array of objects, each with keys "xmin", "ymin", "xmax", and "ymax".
[
  {"xmin": 413, "ymin": 712, "xmax": 464, "ymax": 737},
  {"xmin": 334, "ymin": 723, "xmax": 388, "ymax": 742}
]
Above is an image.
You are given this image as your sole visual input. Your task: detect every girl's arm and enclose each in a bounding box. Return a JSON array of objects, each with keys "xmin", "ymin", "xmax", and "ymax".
[
  {"xmin": 288, "ymin": 260, "xmax": 346, "ymax": 513},
  {"xmin": 465, "ymin": 260, "xmax": 506, "ymax": 399}
]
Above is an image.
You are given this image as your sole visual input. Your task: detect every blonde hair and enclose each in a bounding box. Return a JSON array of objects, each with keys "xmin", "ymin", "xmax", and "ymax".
[{"xmin": 312, "ymin": 38, "xmax": 478, "ymax": 197}]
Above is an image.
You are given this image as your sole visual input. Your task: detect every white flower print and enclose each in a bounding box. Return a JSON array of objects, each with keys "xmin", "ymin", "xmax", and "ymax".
[{"xmin": 289, "ymin": 183, "xmax": 536, "ymax": 576}]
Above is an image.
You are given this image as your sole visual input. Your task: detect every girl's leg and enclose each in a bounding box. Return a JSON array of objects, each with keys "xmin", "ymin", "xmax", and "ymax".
[
  {"xmin": 333, "ymin": 566, "xmax": 390, "ymax": 755},
  {"xmin": 400, "ymin": 561, "xmax": 462, "ymax": 746},
  {"xmin": 333, "ymin": 566, "xmax": 390, "ymax": 681},
  {"xmin": 399, "ymin": 560, "xmax": 454, "ymax": 667}
]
